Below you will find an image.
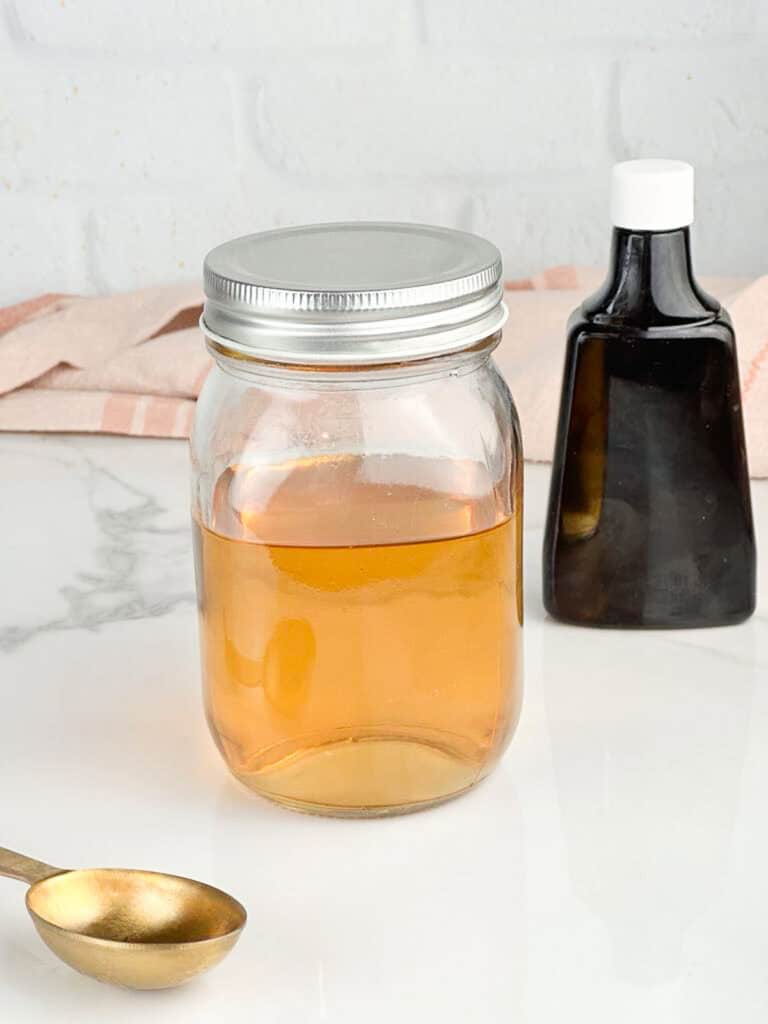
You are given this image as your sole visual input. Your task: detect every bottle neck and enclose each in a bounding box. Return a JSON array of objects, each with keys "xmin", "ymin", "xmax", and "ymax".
[{"xmin": 583, "ymin": 227, "xmax": 719, "ymax": 327}]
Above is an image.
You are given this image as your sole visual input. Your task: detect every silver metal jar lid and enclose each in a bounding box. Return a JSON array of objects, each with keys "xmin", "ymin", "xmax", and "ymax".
[{"xmin": 201, "ymin": 222, "xmax": 507, "ymax": 366}]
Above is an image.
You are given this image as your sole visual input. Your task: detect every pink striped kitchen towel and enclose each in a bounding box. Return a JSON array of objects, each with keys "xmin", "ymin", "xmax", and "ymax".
[
  {"xmin": 1, "ymin": 271, "xmax": 766, "ymax": 476},
  {"xmin": 0, "ymin": 286, "xmax": 207, "ymax": 439}
]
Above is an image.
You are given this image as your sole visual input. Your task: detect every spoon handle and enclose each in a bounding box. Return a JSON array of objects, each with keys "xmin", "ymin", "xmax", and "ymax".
[{"xmin": 0, "ymin": 847, "xmax": 64, "ymax": 884}]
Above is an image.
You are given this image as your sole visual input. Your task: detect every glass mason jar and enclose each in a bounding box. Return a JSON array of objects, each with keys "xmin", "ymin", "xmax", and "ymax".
[{"xmin": 192, "ymin": 223, "xmax": 523, "ymax": 817}]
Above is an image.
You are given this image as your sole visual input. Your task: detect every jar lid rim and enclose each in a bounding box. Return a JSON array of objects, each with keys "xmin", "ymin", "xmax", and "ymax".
[{"xmin": 202, "ymin": 222, "xmax": 506, "ymax": 365}]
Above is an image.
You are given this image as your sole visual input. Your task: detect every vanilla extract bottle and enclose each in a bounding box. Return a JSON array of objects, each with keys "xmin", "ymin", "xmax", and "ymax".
[{"xmin": 543, "ymin": 160, "xmax": 755, "ymax": 628}]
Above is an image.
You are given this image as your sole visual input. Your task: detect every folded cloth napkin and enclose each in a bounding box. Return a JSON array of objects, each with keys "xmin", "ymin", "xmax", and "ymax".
[
  {"xmin": 1, "ymin": 271, "xmax": 766, "ymax": 476},
  {"xmin": 0, "ymin": 286, "xmax": 207, "ymax": 439}
]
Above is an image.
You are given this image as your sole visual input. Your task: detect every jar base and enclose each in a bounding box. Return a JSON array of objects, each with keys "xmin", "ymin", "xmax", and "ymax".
[{"xmin": 229, "ymin": 734, "xmax": 488, "ymax": 818}]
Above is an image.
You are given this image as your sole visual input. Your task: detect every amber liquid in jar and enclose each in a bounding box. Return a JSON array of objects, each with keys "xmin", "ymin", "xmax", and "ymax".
[{"xmin": 194, "ymin": 454, "xmax": 522, "ymax": 816}]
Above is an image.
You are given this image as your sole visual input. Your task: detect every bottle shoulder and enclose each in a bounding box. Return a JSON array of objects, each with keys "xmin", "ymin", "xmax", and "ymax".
[
  {"xmin": 567, "ymin": 303, "xmax": 735, "ymax": 344},
  {"xmin": 578, "ymin": 228, "xmax": 725, "ymax": 331}
]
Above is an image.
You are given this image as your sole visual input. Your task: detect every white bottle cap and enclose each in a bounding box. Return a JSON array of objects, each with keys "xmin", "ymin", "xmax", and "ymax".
[{"xmin": 610, "ymin": 159, "xmax": 694, "ymax": 230}]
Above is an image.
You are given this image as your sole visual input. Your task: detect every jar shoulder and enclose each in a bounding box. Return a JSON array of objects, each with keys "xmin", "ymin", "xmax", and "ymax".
[
  {"xmin": 192, "ymin": 359, "xmax": 521, "ymax": 543},
  {"xmin": 194, "ymin": 359, "xmax": 520, "ymax": 461}
]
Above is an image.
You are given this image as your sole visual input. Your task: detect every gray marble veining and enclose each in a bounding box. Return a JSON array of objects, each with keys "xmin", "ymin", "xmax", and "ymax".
[{"xmin": 0, "ymin": 436, "xmax": 195, "ymax": 652}]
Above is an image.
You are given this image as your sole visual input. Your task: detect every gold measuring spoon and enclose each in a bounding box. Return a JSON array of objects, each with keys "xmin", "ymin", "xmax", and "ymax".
[{"xmin": 0, "ymin": 846, "xmax": 246, "ymax": 989}]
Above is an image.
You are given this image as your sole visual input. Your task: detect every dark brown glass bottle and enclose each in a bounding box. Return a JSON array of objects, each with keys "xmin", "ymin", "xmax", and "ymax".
[{"xmin": 543, "ymin": 165, "xmax": 755, "ymax": 628}]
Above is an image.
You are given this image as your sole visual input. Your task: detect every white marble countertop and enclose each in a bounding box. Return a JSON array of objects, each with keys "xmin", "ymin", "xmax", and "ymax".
[{"xmin": 1, "ymin": 433, "xmax": 766, "ymax": 1023}]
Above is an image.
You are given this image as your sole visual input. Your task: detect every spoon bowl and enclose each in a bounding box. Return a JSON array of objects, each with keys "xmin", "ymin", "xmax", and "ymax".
[{"xmin": 1, "ymin": 848, "xmax": 246, "ymax": 989}]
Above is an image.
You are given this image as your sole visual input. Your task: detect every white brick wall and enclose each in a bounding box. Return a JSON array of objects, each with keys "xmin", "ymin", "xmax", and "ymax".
[
  {"xmin": 620, "ymin": 54, "xmax": 768, "ymax": 166},
  {"xmin": 251, "ymin": 56, "xmax": 605, "ymax": 180},
  {"xmin": 0, "ymin": 61, "xmax": 238, "ymax": 191},
  {"xmin": 1, "ymin": 0, "xmax": 766, "ymax": 303},
  {"xmin": 421, "ymin": 0, "xmax": 759, "ymax": 42},
  {"xmin": 13, "ymin": 1, "xmax": 415, "ymax": 51}
]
